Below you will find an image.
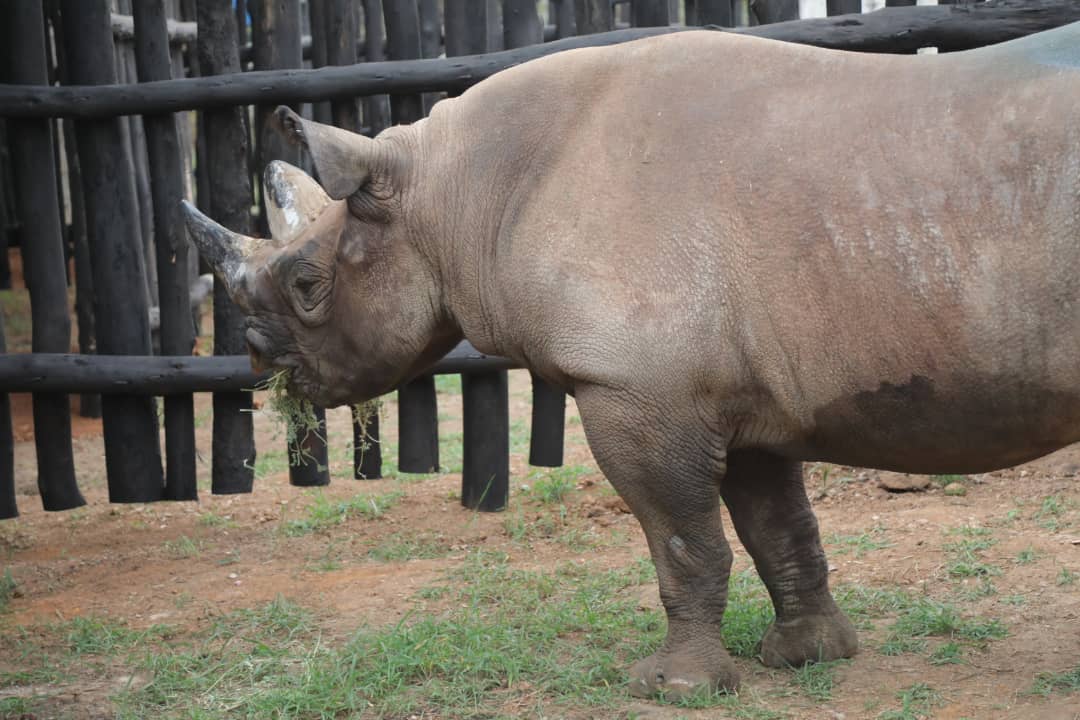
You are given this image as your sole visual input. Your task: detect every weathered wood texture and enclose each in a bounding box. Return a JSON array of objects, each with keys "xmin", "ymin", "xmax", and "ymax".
[
  {"xmin": 383, "ymin": 0, "xmax": 441, "ymax": 475},
  {"xmin": 7, "ymin": 0, "xmax": 1078, "ymax": 119},
  {"xmin": 751, "ymin": 0, "xmax": 800, "ymax": 24},
  {"xmin": 6, "ymin": 0, "xmax": 85, "ymax": 512},
  {"xmin": 0, "ymin": 314, "xmax": 15, "ymax": 520},
  {"xmin": 503, "ymin": 0, "xmax": 543, "ymax": 46},
  {"xmin": 461, "ymin": 372, "xmax": 509, "ymax": 511},
  {"xmin": 445, "ymin": 1, "xmax": 489, "ymax": 58},
  {"xmin": 44, "ymin": 1, "xmax": 101, "ymax": 419},
  {"xmin": 112, "ymin": 13, "xmax": 198, "ymax": 42},
  {"xmin": 61, "ymin": 0, "xmax": 164, "ymax": 504},
  {"xmin": 575, "ymin": 0, "xmax": 614, "ymax": 33},
  {"xmin": 0, "ymin": 343, "xmax": 517, "ymax": 394},
  {"xmin": 827, "ymin": 0, "xmax": 861, "ymax": 16},
  {"xmin": 694, "ymin": 0, "xmax": 735, "ymax": 26},
  {"xmin": 362, "ymin": 0, "xmax": 391, "ymax": 135},
  {"xmin": 251, "ymin": 0, "xmax": 330, "ymax": 488},
  {"xmin": 632, "ymin": 0, "xmax": 670, "ymax": 27},
  {"xmin": 196, "ymin": 0, "xmax": 256, "ymax": 495},
  {"xmin": 134, "ymin": 0, "xmax": 198, "ymax": 502}
]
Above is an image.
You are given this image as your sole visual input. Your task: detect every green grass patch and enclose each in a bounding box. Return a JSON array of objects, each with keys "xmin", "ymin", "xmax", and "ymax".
[
  {"xmin": 1015, "ymin": 548, "xmax": 1039, "ymax": 565},
  {"xmin": 163, "ymin": 535, "xmax": 201, "ymax": 559},
  {"xmin": 529, "ymin": 465, "xmax": 591, "ymax": 504},
  {"xmin": 877, "ymin": 683, "xmax": 942, "ymax": 719},
  {"xmin": 722, "ymin": 570, "xmax": 773, "ymax": 658},
  {"xmin": 825, "ymin": 527, "xmax": 893, "ymax": 558},
  {"xmin": 113, "ymin": 556, "xmax": 682, "ymax": 717},
  {"xmin": 0, "ymin": 568, "xmax": 16, "ymax": 613},
  {"xmin": 943, "ymin": 529, "xmax": 1001, "ymax": 579},
  {"xmin": 928, "ymin": 641, "xmax": 964, "ymax": 665},
  {"xmin": 283, "ymin": 490, "xmax": 403, "ymax": 536},
  {"xmin": 1031, "ymin": 666, "xmax": 1080, "ymax": 696},
  {"xmin": 792, "ymin": 659, "xmax": 847, "ymax": 701},
  {"xmin": 368, "ymin": 532, "xmax": 448, "ymax": 562},
  {"xmin": 1058, "ymin": 568, "xmax": 1077, "ymax": 586}
]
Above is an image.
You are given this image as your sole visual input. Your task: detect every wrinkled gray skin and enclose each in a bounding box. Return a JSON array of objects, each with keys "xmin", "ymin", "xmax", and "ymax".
[{"xmin": 184, "ymin": 24, "xmax": 1080, "ymax": 699}]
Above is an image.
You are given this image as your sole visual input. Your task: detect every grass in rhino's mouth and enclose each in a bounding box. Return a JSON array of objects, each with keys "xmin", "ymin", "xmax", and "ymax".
[{"xmin": 257, "ymin": 369, "xmax": 381, "ymax": 469}]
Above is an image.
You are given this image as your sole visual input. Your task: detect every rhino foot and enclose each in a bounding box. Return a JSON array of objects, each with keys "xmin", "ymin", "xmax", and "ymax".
[
  {"xmin": 759, "ymin": 608, "xmax": 858, "ymax": 668},
  {"xmin": 627, "ymin": 640, "xmax": 739, "ymax": 701}
]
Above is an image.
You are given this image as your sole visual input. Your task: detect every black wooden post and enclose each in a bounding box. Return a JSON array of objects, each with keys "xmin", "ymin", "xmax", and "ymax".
[
  {"xmin": 45, "ymin": 2, "xmax": 101, "ymax": 420},
  {"xmin": 362, "ymin": 0, "xmax": 391, "ymax": 136},
  {"xmin": 826, "ymin": 0, "xmax": 861, "ymax": 15},
  {"xmin": 196, "ymin": 0, "xmax": 257, "ymax": 494},
  {"xmin": 445, "ymin": 0, "xmax": 488, "ymax": 57},
  {"xmin": 461, "ymin": 372, "xmax": 508, "ymax": 511},
  {"xmin": 308, "ymin": 0, "xmax": 334, "ymax": 125},
  {"xmin": 251, "ymin": 0, "xmax": 330, "ymax": 487},
  {"xmin": 554, "ymin": 0, "xmax": 576, "ymax": 38},
  {"xmin": 0, "ymin": 313, "xmax": 14, "ymax": 520},
  {"xmin": 134, "ymin": 0, "xmax": 198, "ymax": 502},
  {"xmin": 632, "ymin": 0, "xmax": 670, "ymax": 26},
  {"xmin": 383, "ymin": 0, "xmax": 440, "ymax": 475},
  {"xmin": 60, "ymin": 0, "xmax": 164, "ymax": 503},
  {"xmin": 326, "ymin": 0, "xmax": 361, "ymax": 133},
  {"xmin": 696, "ymin": 0, "xmax": 735, "ymax": 25},
  {"xmin": 574, "ymin": 0, "xmax": 613, "ymax": 34},
  {"xmin": 7, "ymin": 1, "xmax": 85, "ymax": 512},
  {"xmin": 750, "ymin": 0, "xmax": 799, "ymax": 24},
  {"xmin": 886, "ymin": 0, "xmax": 916, "ymax": 6},
  {"xmin": 486, "ymin": 0, "xmax": 503, "ymax": 51},
  {"xmin": 503, "ymin": 0, "xmax": 542, "ymax": 47}
]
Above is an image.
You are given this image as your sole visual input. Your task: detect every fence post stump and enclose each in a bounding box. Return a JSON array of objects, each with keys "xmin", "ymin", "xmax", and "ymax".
[
  {"xmin": 60, "ymin": 0, "xmax": 164, "ymax": 503},
  {"xmin": 826, "ymin": 0, "xmax": 860, "ymax": 15},
  {"xmin": 196, "ymin": 0, "xmax": 257, "ymax": 494},
  {"xmin": 632, "ymin": 0, "xmax": 670, "ymax": 26},
  {"xmin": 134, "ymin": 0, "xmax": 198, "ymax": 502},
  {"xmin": 0, "ymin": 313, "xmax": 14, "ymax": 520},
  {"xmin": 461, "ymin": 372, "xmax": 508, "ymax": 511},
  {"xmin": 695, "ymin": 0, "xmax": 735, "ymax": 25}
]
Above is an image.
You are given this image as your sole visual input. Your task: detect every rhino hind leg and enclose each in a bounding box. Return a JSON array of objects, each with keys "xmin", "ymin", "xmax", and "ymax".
[
  {"xmin": 720, "ymin": 450, "xmax": 858, "ymax": 668},
  {"xmin": 575, "ymin": 385, "xmax": 739, "ymax": 699}
]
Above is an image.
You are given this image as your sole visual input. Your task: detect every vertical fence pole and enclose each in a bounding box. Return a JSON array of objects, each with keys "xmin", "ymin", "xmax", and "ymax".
[
  {"xmin": 0, "ymin": 312, "xmax": 14, "ymax": 520},
  {"xmin": 45, "ymin": 2, "xmax": 101, "ymax": 420},
  {"xmin": 61, "ymin": 0, "xmax": 164, "ymax": 503},
  {"xmin": 554, "ymin": 0, "xmax": 576, "ymax": 38},
  {"xmin": 362, "ymin": 0, "xmax": 391, "ymax": 136},
  {"xmin": 134, "ymin": 0, "xmax": 198, "ymax": 502},
  {"xmin": 7, "ymin": 0, "xmax": 85, "ymax": 512},
  {"xmin": 574, "ymin": 0, "xmax": 613, "ymax": 34},
  {"xmin": 502, "ymin": 0, "xmax": 542, "ymax": 47},
  {"xmin": 308, "ymin": 0, "xmax": 334, "ymax": 126},
  {"xmin": 695, "ymin": 0, "xmax": 734, "ymax": 25},
  {"xmin": 826, "ymin": 0, "xmax": 860, "ymax": 15},
  {"xmin": 251, "ymin": 0, "xmax": 330, "ymax": 487},
  {"xmin": 196, "ymin": 0, "xmax": 257, "ymax": 494},
  {"xmin": 486, "ymin": 0, "xmax": 504, "ymax": 52},
  {"xmin": 749, "ymin": 0, "xmax": 798, "ymax": 24},
  {"xmin": 383, "ymin": 0, "xmax": 440, "ymax": 475},
  {"xmin": 445, "ymin": 0, "xmax": 488, "ymax": 57},
  {"xmin": 461, "ymin": 372, "xmax": 509, "ymax": 511},
  {"xmin": 632, "ymin": 0, "xmax": 670, "ymax": 26}
]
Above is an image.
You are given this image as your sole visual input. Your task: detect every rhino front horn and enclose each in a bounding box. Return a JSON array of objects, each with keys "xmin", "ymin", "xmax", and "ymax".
[{"xmin": 180, "ymin": 200, "xmax": 259, "ymax": 306}]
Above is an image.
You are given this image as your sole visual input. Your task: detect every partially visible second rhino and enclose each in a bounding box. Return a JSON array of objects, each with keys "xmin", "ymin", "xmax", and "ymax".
[{"xmin": 183, "ymin": 23, "xmax": 1080, "ymax": 699}]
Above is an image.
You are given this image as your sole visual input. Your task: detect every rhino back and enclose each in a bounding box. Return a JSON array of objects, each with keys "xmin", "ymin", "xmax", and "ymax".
[{"xmin": 422, "ymin": 30, "xmax": 1080, "ymax": 474}]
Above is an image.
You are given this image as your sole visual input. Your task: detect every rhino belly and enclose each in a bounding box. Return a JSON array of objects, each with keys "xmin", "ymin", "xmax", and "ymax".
[{"xmin": 800, "ymin": 373, "xmax": 1080, "ymax": 474}]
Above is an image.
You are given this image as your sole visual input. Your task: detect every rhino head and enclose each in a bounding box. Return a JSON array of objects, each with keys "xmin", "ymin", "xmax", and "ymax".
[{"xmin": 182, "ymin": 106, "xmax": 460, "ymax": 408}]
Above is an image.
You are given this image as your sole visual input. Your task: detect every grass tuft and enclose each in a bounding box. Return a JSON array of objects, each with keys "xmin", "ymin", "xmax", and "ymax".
[
  {"xmin": 284, "ymin": 490, "xmax": 403, "ymax": 536},
  {"xmin": 1032, "ymin": 666, "xmax": 1080, "ymax": 696},
  {"xmin": 0, "ymin": 568, "xmax": 16, "ymax": 613}
]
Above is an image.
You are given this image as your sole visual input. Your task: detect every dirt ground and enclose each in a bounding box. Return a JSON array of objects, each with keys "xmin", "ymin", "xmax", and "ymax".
[{"xmin": 1, "ymin": 286, "xmax": 1080, "ymax": 718}]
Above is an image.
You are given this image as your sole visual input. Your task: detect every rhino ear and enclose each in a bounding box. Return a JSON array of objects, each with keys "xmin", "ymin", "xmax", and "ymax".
[{"xmin": 273, "ymin": 105, "xmax": 379, "ymax": 200}]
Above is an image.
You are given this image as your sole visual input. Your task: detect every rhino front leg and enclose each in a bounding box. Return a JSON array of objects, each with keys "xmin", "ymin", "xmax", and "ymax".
[
  {"xmin": 720, "ymin": 450, "xmax": 857, "ymax": 667},
  {"xmin": 576, "ymin": 385, "xmax": 738, "ymax": 699}
]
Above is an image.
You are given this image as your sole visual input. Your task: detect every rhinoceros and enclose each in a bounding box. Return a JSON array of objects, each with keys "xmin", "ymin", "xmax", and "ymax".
[{"xmin": 182, "ymin": 22, "xmax": 1080, "ymax": 698}]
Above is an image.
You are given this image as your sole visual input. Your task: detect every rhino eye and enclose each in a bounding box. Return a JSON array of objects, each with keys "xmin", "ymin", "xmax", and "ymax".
[{"xmin": 288, "ymin": 263, "xmax": 332, "ymax": 323}]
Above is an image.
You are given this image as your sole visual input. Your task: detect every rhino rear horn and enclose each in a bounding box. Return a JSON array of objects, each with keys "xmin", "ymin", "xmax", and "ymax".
[
  {"xmin": 263, "ymin": 160, "xmax": 333, "ymax": 245},
  {"xmin": 273, "ymin": 105, "xmax": 376, "ymax": 200}
]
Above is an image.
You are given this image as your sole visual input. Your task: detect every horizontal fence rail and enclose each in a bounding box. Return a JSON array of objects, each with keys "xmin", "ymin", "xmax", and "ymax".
[
  {"xmin": 0, "ymin": 342, "xmax": 517, "ymax": 395},
  {"xmin": 3, "ymin": 1, "xmax": 1078, "ymax": 119}
]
